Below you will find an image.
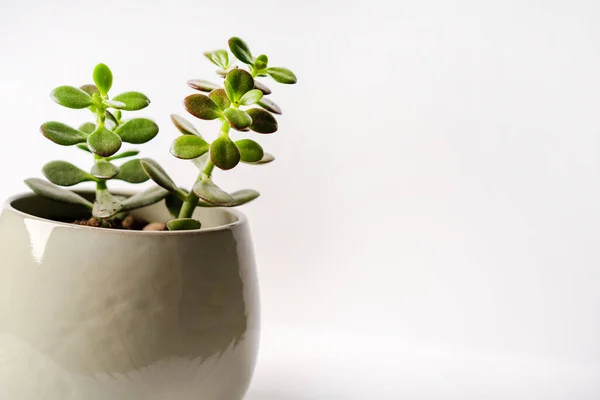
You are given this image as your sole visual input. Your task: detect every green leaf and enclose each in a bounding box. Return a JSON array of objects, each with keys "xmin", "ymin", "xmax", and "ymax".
[
  {"xmin": 41, "ymin": 122, "xmax": 88, "ymax": 146},
  {"xmin": 24, "ymin": 178, "xmax": 93, "ymax": 209},
  {"xmin": 239, "ymin": 89, "xmax": 263, "ymax": 106},
  {"xmin": 114, "ymin": 159, "xmax": 149, "ymax": 183},
  {"xmin": 103, "ymin": 100, "xmax": 126, "ymax": 109},
  {"xmin": 208, "ymin": 89, "xmax": 231, "ymax": 110},
  {"xmin": 170, "ymin": 135, "xmax": 209, "ymax": 159},
  {"xmin": 167, "ymin": 218, "xmax": 202, "ymax": 231},
  {"xmin": 256, "ymin": 54, "xmax": 268, "ymax": 63},
  {"xmin": 187, "ymin": 79, "xmax": 220, "ymax": 92},
  {"xmin": 87, "ymin": 126, "xmax": 122, "ymax": 157},
  {"xmin": 258, "ymin": 97, "xmax": 282, "ymax": 114},
  {"xmin": 198, "ymin": 189, "xmax": 260, "ymax": 207},
  {"xmin": 266, "ymin": 67, "xmax": 297, "ymax": 84},
  {"xmin": 105, "ymin": 110, "xmax": 119, "ymax": 128},
  {"xmin": 204, "ymin": 50, "xmax": 229, "ymax": 69},
  {"xmin": 93, "ymin": 189, "xmax": 123, "ymax": 219},
  {"xmin": 247, "ymin": 108, "xmax": 278, "ymax": 133},
  {"xmin": 91, "ymin": 160, "xmax": 120, "ymax": 179},
  {"xmin": 140, "ymin": 158, "xmax": 180, "ymax": 193},
  {"xmin": 93, "ymin": 63, "xmax": 113, "ymax": 96},
  {"xmin": 121, "ymin": 186, "xmax": 170, "ymax": 212},
  {"xmin": 230, "ymin": 189, "xmax": 260, "ymax": 205},
  {"xmin": 111, "ymin": 91, "xmax": 151, "ymax": 111},
  {"xmin": 171, "ymin": 114, "xmax": 202, "ymax": 137},
  {"xmin": 115, "ymin": 118, "xmax": 159, "ymax": 144},
  {"xmin": 107, "ymin": 150, "xmax": 140, "ymax": 161},
  {"xmin": 77, "ymin": 144, "xmax": 92, "ymax": 153},
  {"xmin": 210, "ymin": 136, "xmax": 241, "ymax": 170},
  {"xmin": 224, "ymin": 108, "xmax": 252, "ymax": 130},
  {"xmin": 242, "ymin": 152, "xmax": 275, "ymax": 165},
  {"xmin": 43, "ymin": 161, "xmax": 95, "ymax": 186},
  {"xmin": 191, "ymin": 152, "xmax": 209, "ymax": 169},
  {"xmin": 80, "ymin": 84, "xmax": 100, "ymax": 97},
  {"xmin": 228, "ymin": 37, "xmax": 253, "ymax": 64},
  {"xmin": 225, "ymin": 69, "xmax": 254, "ymax": 102},
  {"xmin": 50, "ymin": 86, "xmax": 93, "ymax": 109},
  {"xmin": 78, "ymin": 122, "xmax": 96, "ymax": 134},
  {"xmin": 254, "ymin": 80, "xmax": 272, "ymax": 95},
  {"xmin": 193, "ymin": 178, "xmax": 234, "ymax": 205},
  {"xmin": 165, "ymin": 192, "xmax": 184, "ymax": 217},
  {"xmin": 184, "ymin": 94, "xmax": 223, "ymax": 120},
  {"xmin": 235, "ymin": 139, "xmax": 264, "ymax": 163}
]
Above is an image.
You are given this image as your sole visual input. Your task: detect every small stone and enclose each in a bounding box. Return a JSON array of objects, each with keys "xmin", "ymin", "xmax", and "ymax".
[{"xmin": 143, "ymin": 222, "xmax": 167, "ymax": 231}]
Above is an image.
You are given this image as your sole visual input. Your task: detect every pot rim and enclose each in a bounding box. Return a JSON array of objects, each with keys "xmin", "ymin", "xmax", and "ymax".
[{"xmin": 2, "ymin": 191, "xmax": 247, "ymax": 235}]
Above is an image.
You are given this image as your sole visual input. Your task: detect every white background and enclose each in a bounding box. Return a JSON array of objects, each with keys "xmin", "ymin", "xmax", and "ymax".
[{"xmin": 2, "ymin": 0, "xmax": 600, "ymax": 398}]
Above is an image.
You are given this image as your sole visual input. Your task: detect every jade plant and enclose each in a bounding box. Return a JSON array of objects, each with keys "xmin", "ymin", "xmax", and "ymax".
[
  {"xmin": 24, "ymin": 37, "xmax": 296, "ymax": 231},
  {"xmin": 139, "ymin": 36, "xmax": 297, "ymax": 231},
  {"xmin": 24, "ymin": 64, "xmax": 167, "ymax": 225}
]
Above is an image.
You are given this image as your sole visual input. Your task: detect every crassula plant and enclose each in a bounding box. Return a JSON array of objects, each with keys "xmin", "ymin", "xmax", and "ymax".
[
  {"xmin": 24, "ymin": 37, "xmax": 296, "ymax": 231},
  {"xmin": 139, "ymin": 37, "xmax": 296, "ymax": 231},
  {"xmin": 25, "ymin": 64, "xmax": 167, "ymax": 227}
]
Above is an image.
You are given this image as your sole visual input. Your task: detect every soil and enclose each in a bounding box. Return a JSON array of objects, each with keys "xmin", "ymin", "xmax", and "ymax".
[{"xmin": 72, "ymin": 215, "xmax": 167, "ymax": 231}]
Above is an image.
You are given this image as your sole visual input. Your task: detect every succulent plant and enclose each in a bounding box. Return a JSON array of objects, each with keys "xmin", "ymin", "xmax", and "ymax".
[
  {"xmin": 24, "ymin": 37, "xmax": 296, "ymax": 231},
  {"xmin": 25, "ymin": 64, "xmax": 168, "ymax": 222},
  {"xmin": 141, "ymin": 36, "xmax": 297, "ymax": 231}
]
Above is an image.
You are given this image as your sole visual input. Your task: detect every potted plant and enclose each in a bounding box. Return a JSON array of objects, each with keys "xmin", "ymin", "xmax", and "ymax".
[{"xmin": 0, "ymin": 37, "xmax": 296, "ymax": 399}]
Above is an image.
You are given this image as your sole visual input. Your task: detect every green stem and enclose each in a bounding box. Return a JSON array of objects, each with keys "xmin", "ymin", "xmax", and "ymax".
[{"xmin": 177, "ymin": 121, "xmax": 228, "ymax": 219}]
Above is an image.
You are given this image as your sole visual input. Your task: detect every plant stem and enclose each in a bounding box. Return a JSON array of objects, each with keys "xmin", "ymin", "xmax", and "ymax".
[{"xmin": 177, "ymin": 120, "xmax": 228, "ymax": 219}]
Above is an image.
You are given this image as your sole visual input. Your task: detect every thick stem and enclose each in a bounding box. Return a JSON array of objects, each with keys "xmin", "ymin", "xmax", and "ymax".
[{"xmin": 177, "ymin": 121, "xmax": 227, "ymax": 219}]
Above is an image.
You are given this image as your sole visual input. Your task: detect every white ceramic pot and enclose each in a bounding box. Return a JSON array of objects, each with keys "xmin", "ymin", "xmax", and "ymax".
[{"xmin": 0, "ymin": 192, "xmax": 260, "ymax": 400}]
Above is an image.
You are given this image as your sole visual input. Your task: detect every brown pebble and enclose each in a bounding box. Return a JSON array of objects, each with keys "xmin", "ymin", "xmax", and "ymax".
[{"xmin": 143, "ymin": 222, "xmax": 167, "ymax": 231}]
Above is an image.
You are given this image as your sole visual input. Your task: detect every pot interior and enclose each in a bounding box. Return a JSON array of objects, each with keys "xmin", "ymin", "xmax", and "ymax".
[{"xmin": 9, "ymin": 192, "xmax": 240, "ymax": 229}]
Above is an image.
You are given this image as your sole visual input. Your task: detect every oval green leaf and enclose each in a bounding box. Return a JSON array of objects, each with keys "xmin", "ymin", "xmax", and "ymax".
[
  {"xmin": 193, "ymin": 178, "xmax": 234, "ymax": 205},
  {"xmin": 210, "ymin": 135, "xmax": 241, "ymax": 170},
  {"xmin": 204, "ymin": 50, "xmax": 229, "ymax": 69},
  {"xmin": 93, "ymin": 63, "xmax": 113, "ymax": 95},
  {"xmin": 107, "ymin": 150, "xmax": 140, "ymax": 161},
  {"xmin": 93, "ymin": 189, "xmax": 122, "ymax": 219},
  {"xmin": 114, "ymin": 159, "xmax": 150, "ymax": 183},
  {"xmin": 266, "ymin": 67, "xmax": 297, "ymax": 84},
  {"xmin": 167, "ymin": 218, "xmax": 202, "ymax": 231},
  {"xmin": 91, "ymin": 160, "xmax": 120, "ymax": 179},
  {"xmin": 87, "ymin": 127, "xmax": 122, "ymax": 157},
  {"xmin": 78, "ymin": 122, "xmax": 96, "ymax": 134},
  {"xmin": 239, "ymin": 89, "xmax": 263, "ymax": 106},
  {"xmin": 254, "ymin": 80, "xmax": 272, "ymax": 95},
  {"xmin": 225, "ymin": 69, "xmax": 254, "ymax": 102},
  {"xmin": 247, "ymin": 108, "xmax": 278, "ymax": 133},
  {"xmin": 170, "ymin": 135, "xmax": 210, "ymax": 160},
  {"xmin": 121, "ymin": 186, "xmax": 170, "ymax": 212},
  {"xmin": 111, "ymin": 92, "xmax": 151, "ymax": 111},
  {"xmin": 140, "ymin": 158, "xmax": 180, "ymax": 193},
  {"xmin": 242, "ymin": 152, "xmax": 275, "ymax": 165},
  {"xmin": 209, "ymin": 89, "xmax": 231, "ymax": 111},
  {"xmin": 224, "ymin": 108, "xmax": 252, "ymax": 130},
  {"xmin": 235, "ymin": 139, "xmax": 264, "ymax": 163},
  {"xmin": 171, "ymin": 114, "xmax": 202, "ymax": 137},
  {"xmin": 258, "ymin": 97, "xmax": 282, "ymax": 114},
  {"xmin": 41, "ymin": 121, "xmax": 88, "ymax": 146},
  {"xmin": 24, "ymin": 178, "xmax": 93, "ymax": 209},
  {"xmin": 115, "ymin": 118, "xmax": 159, "ymax": 144},
  {"xmin": 50, "ymin": 86, "xmax": 93, "ymax": 109},
  {"xmin": 80, "ymin": 84, "xmax": 100, "ymax": 97},
  {"xmin": 103, "ymin": 100, "xmax": 126, "ymax": 109},
  {"xmin": 187, "ymin": 79, "xmax": 220, "ymax": 92},
  {"xmin": 184, "ymin": 94, "xmax": 222, "ymax": 120},
  {"xmin": 43, "ymin": 161, "xmax": 95, "ymax": 186},
  {"xmin": 228, "ymin": 37, "xmax": 253, "ymax": 64}
]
